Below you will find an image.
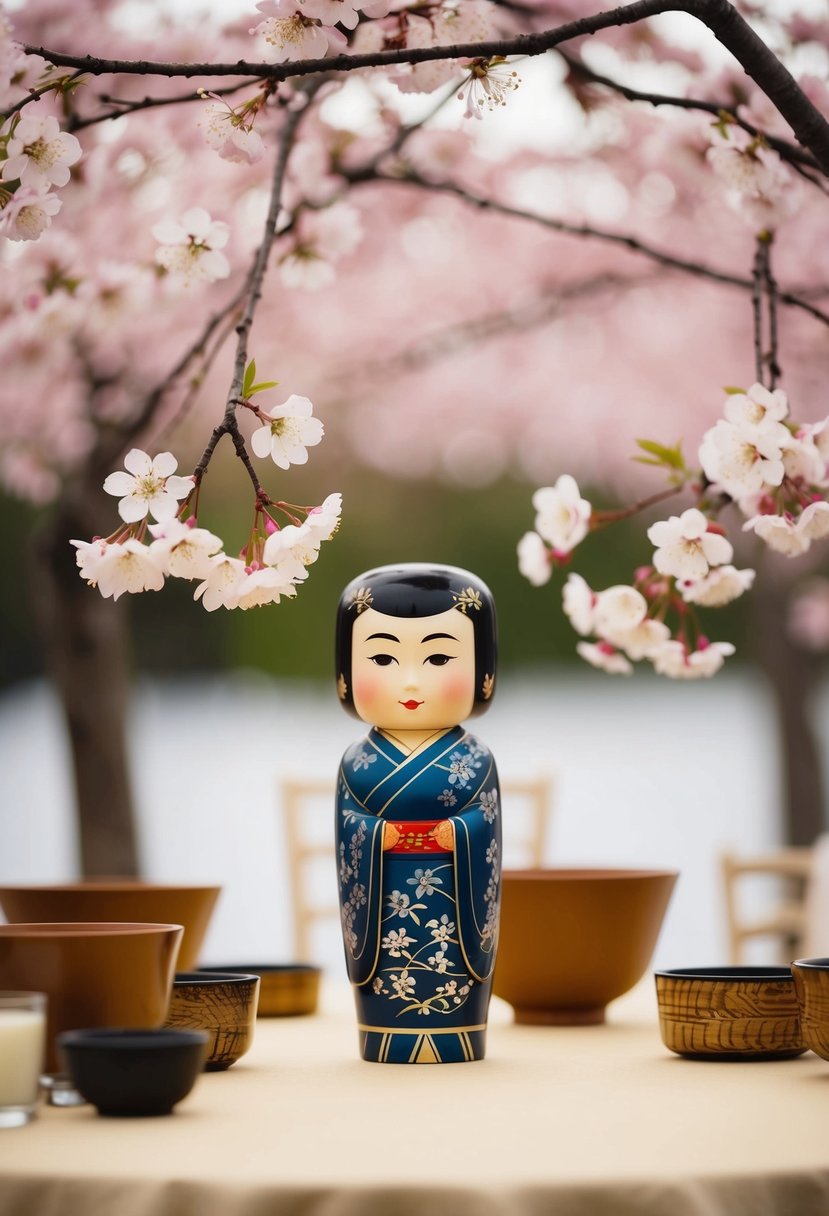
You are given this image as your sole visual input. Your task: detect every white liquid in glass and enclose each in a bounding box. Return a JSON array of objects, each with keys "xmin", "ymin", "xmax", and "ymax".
[{"xmin": 0, "ymin": 1010, "xmax": 45, "ymax": 1106}]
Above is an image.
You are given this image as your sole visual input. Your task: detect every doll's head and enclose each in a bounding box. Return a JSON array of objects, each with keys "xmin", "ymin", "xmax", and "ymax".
[{"xmin": 335, "ymin": 564, "xmax": 497, "ymax": 729}]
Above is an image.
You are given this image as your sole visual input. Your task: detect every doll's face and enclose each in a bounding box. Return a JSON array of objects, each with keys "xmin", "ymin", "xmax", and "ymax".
[{"xmin": 351, "ymin": 606, "xmax": 476, "ymax": 732}]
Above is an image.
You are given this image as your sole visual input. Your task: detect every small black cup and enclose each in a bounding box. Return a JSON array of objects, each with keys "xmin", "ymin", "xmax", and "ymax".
[{"xmin": 58, "ymin": 1028, "xmax": 208, "ymax": 1116}]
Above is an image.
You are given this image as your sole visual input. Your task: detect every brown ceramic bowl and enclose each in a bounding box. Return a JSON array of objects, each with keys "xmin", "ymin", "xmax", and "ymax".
[
  {"xmin": 165, "ymin": 972, "xmax": 260, "ymax": 1070},
  {"xmin": 493, "ymin": 868, "xmax": 677, "ymax": 1025},
  {"xmin": 656, "ymin": 966, "xmax": 805, "ymax": 1059},
  {"xmin": 199, "ymin": 964, "xmax": 321, "ymax": 1017},
  {"xmin": 0, "ymin": 923, "xmax": 183, "ymax": 1073},
  {"xmin": 0, "ymin": 884, "xmax": 221, "ymax": 971},
  {"xmin": 791, "ymin": 958, "xmax": 829, "ymax": 1060}
]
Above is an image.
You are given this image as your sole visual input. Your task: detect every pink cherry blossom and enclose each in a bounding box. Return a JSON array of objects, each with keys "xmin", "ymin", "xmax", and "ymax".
[
  {"xmin": 610, "ymin": 617, "xmax": 671, "ymax": 662},
  {"xmin": 2, "ymin": 115, "xmax": 82, "ymax": 191},
  {"xmin": 103, "ymin": 449, "xmax": 193, "ymax": 523},
  {"xmin": 562, "ymin": 572, "xmax": 595, "ymax": 635},
  {"xmin": 647, "ymin": 508, "xmax": 733, "ymax": 580},
  {"xmin": 305, "ymin": 491, "xmax": 343, "ymax": 541},
  {"xmin": 592, "ymin": 585, "xmax": 648, "ymax": 637},
  {"xmin": 152, "ymin": 207, "xmax": 230, "ymax": 286},
  {"xmin": 699, "ymin": 418, "xmax": 790, "ymax": 501},
  {"xmin": 193, "ymin": 554, "xmax": 247, "ymax": 611},
  {"xmin": 251, "ymin": 1, "xmax": 340, "ymax": 63},
  {"xmin": 724, "ymin": 382, "xmax": 789, "ymax": 429},
  {"xmin": 457, "ymin": 59, "xmax": 521, "ymax": 121},
  {"xmin": 742, "ymin": 512, "xmax": 810, "ymax": 556},
  {"xmin": 200, "ymin": 99, "xmax": 265, "ymax": 166},
  {"xmin": 0, "ymin": 187, "xmax": 61, "ymax": 241},
  {"xmin": 250, "ymin": 394, "xmax": 324, "ymax": 468}
]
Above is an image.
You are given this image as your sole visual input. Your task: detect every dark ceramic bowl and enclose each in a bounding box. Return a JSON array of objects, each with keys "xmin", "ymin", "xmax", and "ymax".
[
  {"xmin": 57, "ymin": 1028, "xmax": 208, "ymax": 1115},
  {"xmin": 199, "ymin": 964, "xmax": 321, "ymax": 1017},
  {"xmin": 165, "ymin": 972, "xmax": 259, "ymax": 1070},
  {"xmin": 655, "ymin": 966, "xmax": 805, "ymax": 1059}
]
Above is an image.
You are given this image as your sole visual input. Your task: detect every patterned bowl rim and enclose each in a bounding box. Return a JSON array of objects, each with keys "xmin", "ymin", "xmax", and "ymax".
[{"xmin": 654, "ymin": 965, "xmax": 795, "ymax": 982}]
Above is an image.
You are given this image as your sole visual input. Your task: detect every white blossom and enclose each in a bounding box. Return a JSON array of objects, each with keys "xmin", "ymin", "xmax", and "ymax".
[
  {"xmin": 103, "ymin": 449, "xmax": 193, "ymax": 524},
  {"xmin": 724, "ymin": 383, "xmax": 789, "ymax": 430},
  {"xmin": 650, "ymin": 639, "xmax": 735, "ymax": 679},
  {"xmin": 798, "ymin": 501, "xmax": 829, "ymax": 542},
  {"xmin": 1, "ymin": 115, "xmax": 82, "ymax": 190},
  {"xmin": 233, "ymin": 561, "xmax": 305, "ymax": 609},
  {"xmin": 251, "ymin": 3, "xmax": 339, "ymax": 63},
  {"xmin": 680, "ymin": 565, "xmax": 756, "ymax": 607},
  {"xmin": 305, "ymin": 492, "xmax": 342, "ymax": 542},
  {"xmin": 706, "ymin": 127, "xmax": 800, "ymax": 230},
  {"xmin": 576, "ymin": 641, "xmax": 632, "ymax": 676},
  {"xmin": 611, "ymin": 618, "xmax": 671, "ymax": 661},
  {"xmin": 93, "ymin": 539, "xmax": 165, "ymax": 600},
  {"xmin": 562, "ymin": 572, "xmax": 595, "ymax": 635},
  {"xmin": 200, "ymin": 100, "xmax": 264, "ymax": 165},
  {"xmin": 193, "ymin": 553, "xmax": 247, "ymax": 611},
  {"xmin": 251, "ymin": 394, "xmax": 324, "ymax": 468},
  {"xmin": 70, "ymin": 537, "xmax": 110, "ymax": 587},
  {"xmin": 593, "ymin": 585, "xmax": 648, "ymax": 638},
  {"xmin": 153, "ymin": 207, "xmax": 230, "ymax": 285},
  {"xmin": 517, "ymin": 531, "xmax": 551, "ymax": 586},
  {"xmin": 648, "ymin": 508, "xmax": 733, "ymax": 580},
  {"xmin": 743, "ymin": 513, "xmax": 809, "ymax": 556},
  {"xmin": 533, "ymin": 475, "xmax": 591, "ymax": 555},
  {"xmin": 148, "ymin": 518, "xmax": 224, "ymax": 580},
  {"xmin": 699, "ymin": 418, "xmax": 790, "ymax": 501},
  {"xmin": 457, "ymin": 59, "xmax": 521, "ymax": 121}
]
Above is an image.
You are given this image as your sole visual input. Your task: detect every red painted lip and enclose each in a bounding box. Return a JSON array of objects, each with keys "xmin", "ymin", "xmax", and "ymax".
[{"xmin": 400, "ymin": 700, "xmax": 423, "ymax": 710}]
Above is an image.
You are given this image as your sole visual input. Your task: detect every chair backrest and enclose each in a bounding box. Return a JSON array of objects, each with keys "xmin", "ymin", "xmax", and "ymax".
[
  {"xmin": 281, "ymin": 773, "xmax": 555, "ymax": 963},
  {"xmin": 721, "ymin": 847, "xmax": 812, "ymax": 965}
]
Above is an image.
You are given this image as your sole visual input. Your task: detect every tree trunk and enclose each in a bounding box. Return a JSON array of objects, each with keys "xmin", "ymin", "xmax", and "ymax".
[
  {"xmin": 30, "ymin": 482, "xmax": 139, "ymax": 877},
  {"xmin": 749, "ymin": 559, "xmax": 826, "ymax": 847}
]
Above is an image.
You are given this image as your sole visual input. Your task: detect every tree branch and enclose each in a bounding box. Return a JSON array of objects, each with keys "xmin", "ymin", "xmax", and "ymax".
[
  {"xmin": 192, "ymin": 84, "xmax": 319, "ymax": 495},
  {"xmin": 0, "ymin": 69, "xmax": 85, "ymax": 125},
  {"xmin": 346, "ymin": 167, "xmax": 829, "ymax": 328},
  {"xmin": 558, "ymin": 50, "xmax": 822, "ymax": 175},
  {"xmin": 68, "ymin": 80, "xmax": 257, "ymax": 133},
  {"xmin": 24, "ymin": 0, "xmax": 829, "ymax": 174}
]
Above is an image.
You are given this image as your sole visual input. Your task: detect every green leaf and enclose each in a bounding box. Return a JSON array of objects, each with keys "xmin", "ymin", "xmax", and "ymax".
[
  {"xmin": 248, "ymin": 380, "xmax": 279, "ymax": 396},
  {"xmin": 632, "ymin": 455, "xmax": 666, "ymax": 467},
  {"xmin": 723, "ymin": 385, "xmax": 745, "ymax": 395},
  {"xmin": 242, "ymin": 358, "xmax": 256, "ymax": 397},
  {"xmin": 634, "ymin": 438, "xmax": 685, "ymax": 470}
]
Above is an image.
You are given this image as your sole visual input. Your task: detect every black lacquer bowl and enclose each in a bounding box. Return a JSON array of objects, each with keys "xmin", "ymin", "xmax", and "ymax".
[{"xmin": 58, "ymin": 1028, "xmax": 208, "ymax": 1115}]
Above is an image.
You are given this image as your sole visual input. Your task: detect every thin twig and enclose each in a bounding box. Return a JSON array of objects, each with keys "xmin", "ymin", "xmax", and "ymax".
[
  {"xmin": 764, "ymin": 235, "xmax": 781, "ymax": 388},
  {"xmin": 69, "ymin": 79, "xmax": 257, "ymax": 132},
  {"xmin": 0, "ymin": 69, "xmax": 85, "ymax": 125},
  {"xmin": 192, "ymin": 83, "xmax": 320, "ymax": 495},
  {"xmin": 346, "ymin": 167, "xmax": 829, "ymax": 330},
  {"xmin": 752, "ymin": 235, "xmax": 766, "ymax": 384},
  {"xmin": 23, "ymin": 0, "xmax": 829, "ymax": 175}
]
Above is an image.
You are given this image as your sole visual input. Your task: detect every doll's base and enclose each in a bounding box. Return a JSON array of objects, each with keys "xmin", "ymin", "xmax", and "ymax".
[
  {"xmin": 359, "ymin": 1026, "xmax": 487, "ymax": 1063},
  {"xmin": 512, "ymin": 1005, "xmax": 606, "ymax": 1026}
]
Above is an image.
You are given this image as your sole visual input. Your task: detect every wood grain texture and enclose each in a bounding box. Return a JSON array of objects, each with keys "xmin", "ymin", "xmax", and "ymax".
[
  {"xmin": 792, "ymin": 964, "xmax": 829, "ymax": 1061},
  {"xmin": 656, "ymin": 974, "xmax": 805, "ymax": 1058},
  {"xmin": 165, "ymin": 977, "xmax": 259, "ymax": 1070}
]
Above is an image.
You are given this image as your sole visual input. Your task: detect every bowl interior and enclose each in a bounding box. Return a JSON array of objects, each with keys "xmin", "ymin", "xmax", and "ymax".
[
  {"xmin": 59, "ymin": 1028, "xmax": 208, "ymax": 1050},
  {"xmin": 656, "ymin": 966, "xmax": 795, "ymax": 982}
]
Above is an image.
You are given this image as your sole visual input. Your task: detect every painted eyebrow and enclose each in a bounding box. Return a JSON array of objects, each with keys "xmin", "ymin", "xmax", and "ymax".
[
  {"xmin": 366, "ymin": 632, "xmax": 400, "ymax": 643},
  {"xmin": 421, "ymin": 633, "xmax": 458, "ymax": 643}
]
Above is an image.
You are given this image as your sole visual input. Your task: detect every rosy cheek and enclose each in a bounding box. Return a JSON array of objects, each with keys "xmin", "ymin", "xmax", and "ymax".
[
  {"xmin": 353, "ymin": 675, "xmax": 380, "ymax": 708},
  {"xmin": 441, "ymin": 673, "xmax": 474, "ymax": 703}
]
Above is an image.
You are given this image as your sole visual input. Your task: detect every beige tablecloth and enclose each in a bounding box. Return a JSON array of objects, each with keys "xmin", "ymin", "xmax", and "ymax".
[{"xmin": 1, "ymin": 985, "xmax": 829, "ymax": 1216}]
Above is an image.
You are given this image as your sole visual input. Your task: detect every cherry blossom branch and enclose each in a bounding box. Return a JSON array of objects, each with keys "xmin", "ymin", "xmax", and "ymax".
[
  {"xmin": 0, "ymin": 68, "xmax": 85, "ymax": 124},
  {"xmin": 557, "ymin": 50, "xmax": 822, "ymax": 176},
  {"xmin": 751, "ymin": 233, "xmax": 781, "ymax": 388},
  {"xmin": 25, "ymin": 0, "xmax": 829, "ymax": 175},
  {"xmin": 347, "ymin": 167, "xmax": 829, "ymax": 329},
  {"xmin": 68, "ymin": 80, "xmax": 257, "ymax": 133},
  {"xmin": 591, "ymin": 483, "xmax": 687, "ymax": 526},
  {"xmin": 192, "ymin": 87, "xmax": 318, "ymax": 497}
]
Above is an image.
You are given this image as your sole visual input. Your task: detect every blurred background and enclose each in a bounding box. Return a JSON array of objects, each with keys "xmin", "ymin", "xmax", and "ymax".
[{"xmin": 2, "ymin": 0, "xmax": 829, "ymax": 975}]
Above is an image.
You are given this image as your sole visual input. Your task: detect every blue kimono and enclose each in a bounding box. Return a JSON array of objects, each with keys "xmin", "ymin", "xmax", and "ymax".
[{"xmin": 336, "ymin": 725, "xmax": 500, "ymax": 1063}]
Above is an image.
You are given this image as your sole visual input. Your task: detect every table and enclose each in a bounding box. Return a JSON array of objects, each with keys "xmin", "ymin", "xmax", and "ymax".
[{"xmin": 2, "ymin": 985, "xmax": 829, "ymax": 1216}]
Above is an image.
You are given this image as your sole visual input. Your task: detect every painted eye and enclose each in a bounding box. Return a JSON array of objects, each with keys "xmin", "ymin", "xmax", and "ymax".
[
  {"xmin": 424, "ymin": 654, "xmax": 454, "ymax": 666},
  {"xmin": 369, "ymin": 654, "xmax": 398, "ymax": 666}
]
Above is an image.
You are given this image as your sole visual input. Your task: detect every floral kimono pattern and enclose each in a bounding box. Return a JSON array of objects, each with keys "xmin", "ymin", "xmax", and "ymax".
[{"xmin": 336, "ymin": 724, "xmax": 500, "ymax": 1063}]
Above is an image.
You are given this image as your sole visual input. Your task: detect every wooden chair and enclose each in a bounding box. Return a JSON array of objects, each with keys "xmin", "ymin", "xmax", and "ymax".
[
  {"xmin": 721, "ymin": 848, "xmax": 812, "ymax": 964},
  {"xmin": 281, "ymin": 773, "xmax": 555, "ymax": 962}
]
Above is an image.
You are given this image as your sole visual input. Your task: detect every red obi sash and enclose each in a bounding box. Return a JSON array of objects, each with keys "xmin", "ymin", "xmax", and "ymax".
[{"xmin": 386, "ymin": 820, "xmax": 452, "ymax": 853}]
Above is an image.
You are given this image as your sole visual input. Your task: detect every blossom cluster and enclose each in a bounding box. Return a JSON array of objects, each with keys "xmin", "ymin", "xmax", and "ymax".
[
  {"xmin": 518, "ymin": 382, "xmax": 829, "ymax": 679},
  {"xmin": 71, "ymin": 393, "xmax": 341, "ymax": 610},
  {"xmin": 0, "ymin": 113, "xmax": 82, "ymax": 242},
  {"xmin": 250, "ymin": 0, "xmax": 390, "ymax": 63},
  {"xmin": 706, "ymin": 117, "xmax": 801, "ymax": 232}
]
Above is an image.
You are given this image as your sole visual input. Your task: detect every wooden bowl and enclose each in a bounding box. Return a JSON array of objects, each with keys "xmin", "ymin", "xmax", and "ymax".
[
  {"xmin": 0, "ymin": 884, "xmax": 221, "ymax": 971},
  {"xmin": 58, "ymin": 1028, "xmax": 208, "ymax": 1116},
  {"xmin": 165, "ymin": 972, "xmax": 260, "ymax": 1070},
  {"xmin": 493, "ymin": 869, "xmax": 677, "ymax": 1025},
  {"xmin": 791, "ymin": 958, "xmax": 829, "ymax": 1060},
  {"xmin": 0, "ymin": 922, "xmax": 184, "ymax": 1073},
  {"xmin": 655, "ymin": 966, "xmax": 805, "ymax": 1059},
  {"xmin": 199, "ymin": 964, "xmax": 321, "ymax": 1017}
]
